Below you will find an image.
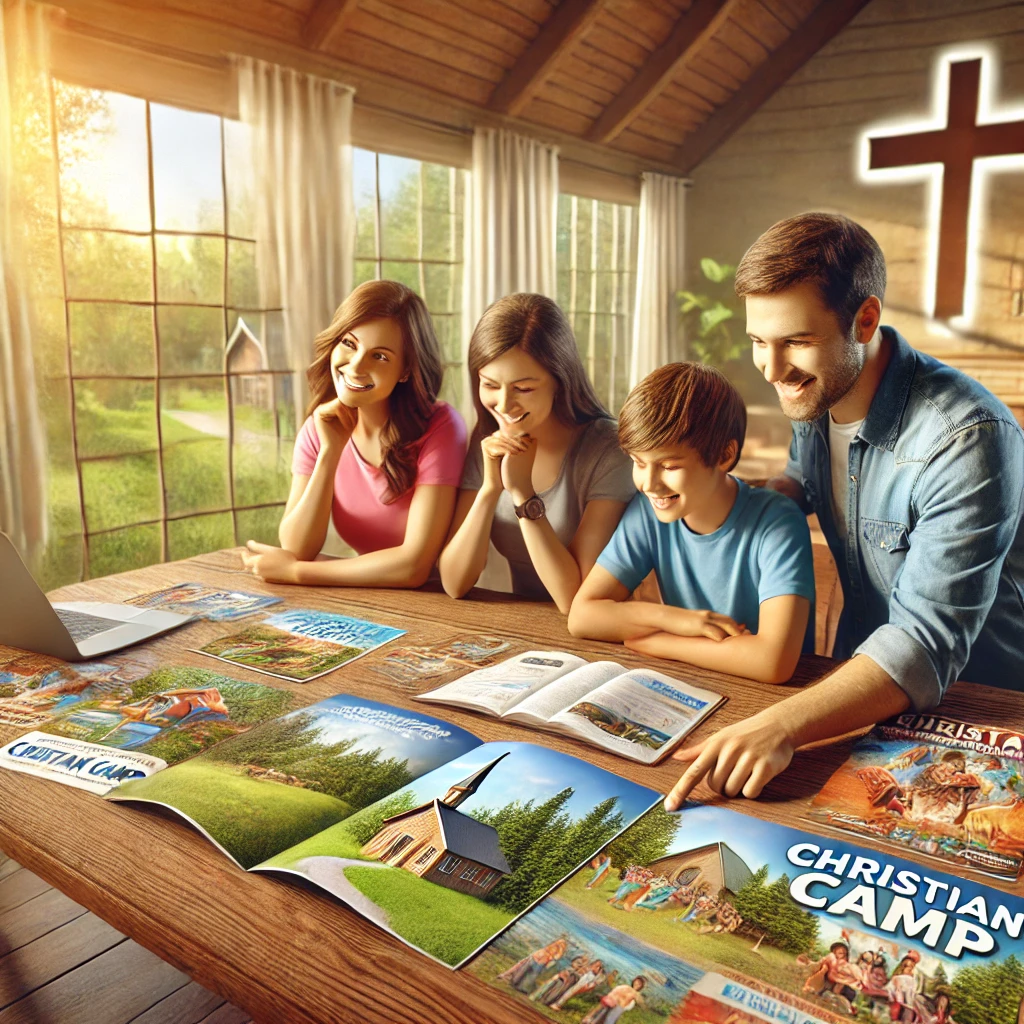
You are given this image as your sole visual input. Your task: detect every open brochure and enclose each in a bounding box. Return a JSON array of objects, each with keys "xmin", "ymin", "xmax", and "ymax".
[
  {"xmin": 102, "ymin": 694, "xmax": 660, "ymax": 968},
  {"xmin": 470, "ymin": 801, "xmax": 1024, "ymax": 1023},
  {"xmin": 807, "ymin": 712, "xmax": 1024, "ymax": 880},
  {"xmin": 415, "ymin": 651, "xmax": 725, "ymax": 764}
]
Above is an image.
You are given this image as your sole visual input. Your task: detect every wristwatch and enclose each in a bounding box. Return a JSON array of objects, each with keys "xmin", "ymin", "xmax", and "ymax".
[{"xmin": 514, "ymin": 495, "xmax": 547, "ymax": 521}]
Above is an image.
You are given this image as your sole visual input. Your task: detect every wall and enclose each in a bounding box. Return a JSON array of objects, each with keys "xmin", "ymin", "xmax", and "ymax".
[{"xmin": 687, "ymin": 0, "xmax": 1024, "ymax": 429}]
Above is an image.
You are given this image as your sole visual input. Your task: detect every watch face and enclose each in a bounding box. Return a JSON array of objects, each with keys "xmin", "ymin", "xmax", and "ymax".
[{"xmin": 522, "ymin": 496, "xmax": 546, "ymax": 520}]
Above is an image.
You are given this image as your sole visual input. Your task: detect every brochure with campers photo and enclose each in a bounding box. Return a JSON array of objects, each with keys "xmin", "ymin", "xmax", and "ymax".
[
  {"xmin": 471, "ymin": 802, "xmax": 1024, "ymax": 1024},
  {"xmin": 99, "ymin": 694, "xmax": 660, "ymax": 968},
  {"xmin": 415, "ymin": 651, "xmax": 725, "ymax": 764}
]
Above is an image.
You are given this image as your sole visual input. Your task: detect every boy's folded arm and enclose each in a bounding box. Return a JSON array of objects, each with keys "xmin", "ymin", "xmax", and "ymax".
[
  {"xmin": 625, "ymin": 595, "xmax": 810, "ymax": 684},
  {"xmin": 567, "ymin": 564, "xmax": 667, "ymax": 641}
]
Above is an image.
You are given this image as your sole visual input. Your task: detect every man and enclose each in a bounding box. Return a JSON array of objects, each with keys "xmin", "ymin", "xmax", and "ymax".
[{"xmin": 665, "ymin": 212, "xmax": 1024, "ymax": 810}]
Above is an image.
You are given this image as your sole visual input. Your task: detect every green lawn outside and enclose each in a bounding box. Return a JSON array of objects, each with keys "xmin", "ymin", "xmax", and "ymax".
[
  {"xmin": 114, "ymin": 760, "xmax": 352, "ymax": 869},
  {"xmin": 38, "ymin": 393, "xmax": 293, "ymax": 587},
  {"xmin": 342, "ymin": 865, "xmax": 515, "ymax": 966}
]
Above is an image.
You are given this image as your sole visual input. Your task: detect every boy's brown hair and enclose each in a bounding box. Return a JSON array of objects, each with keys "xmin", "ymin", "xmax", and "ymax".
[
  {"xmin": 734, "ymin": 212, "xmax": 887, "ymax": 334},
  {"xmin": 618, "ymin": 362, "xmax": 746, "ymax": 471}
]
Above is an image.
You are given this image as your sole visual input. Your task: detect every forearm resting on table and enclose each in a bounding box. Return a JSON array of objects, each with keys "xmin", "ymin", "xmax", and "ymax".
[
  {"xmin": 779, "ymin": 654, "xmax": 911, "ymax": 748},
  {"xmin": 630, "ymin": 630, "xmax": 799, "ymax": 685},
  {"xmin": 568, "ymin": 596, "xmax": 672, "ymax": 642},
  {"xmin": 296, "ymin": 543, "xmax": 433, "ymax": 588},
  {"xmin": 438, "ymin": 488, "xmax": 499, "ymax": 598}
]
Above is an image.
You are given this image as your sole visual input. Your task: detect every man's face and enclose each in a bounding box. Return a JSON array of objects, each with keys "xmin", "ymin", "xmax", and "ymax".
[{"xmin": 746, "ymin": 281, "xmax": 864, "ymax": 422}]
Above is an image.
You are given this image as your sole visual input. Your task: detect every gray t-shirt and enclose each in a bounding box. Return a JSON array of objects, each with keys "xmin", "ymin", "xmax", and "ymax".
[{"xmin": 461, "ymin": 417, "xmax": 635, "ymax": 600}]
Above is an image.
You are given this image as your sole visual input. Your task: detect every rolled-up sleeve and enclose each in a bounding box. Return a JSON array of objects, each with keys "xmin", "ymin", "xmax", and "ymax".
[{"xmin": 855, "ymin": 419, "xmax": 1024, "ymax": 710}]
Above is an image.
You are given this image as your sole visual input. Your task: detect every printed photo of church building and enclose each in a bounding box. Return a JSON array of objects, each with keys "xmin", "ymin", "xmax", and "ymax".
[
  {"xmin": 648, "ymin": 840, "xmax": 753, "ymax": 896},
  {"xmin": 360, "ymin": 752, "xmax": 512, "ymax": 897}
]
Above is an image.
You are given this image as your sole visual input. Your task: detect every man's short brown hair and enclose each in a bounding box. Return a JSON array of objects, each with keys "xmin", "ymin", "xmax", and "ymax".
[
  {"xmin": 734, "ymin": 212, "xmax": 886, "ymax": 333},
  {"xmin": 618, "ymin": 362, "xmax": 746, "ymax": 471}
]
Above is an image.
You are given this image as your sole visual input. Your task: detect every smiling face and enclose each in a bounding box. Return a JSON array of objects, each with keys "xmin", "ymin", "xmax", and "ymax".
[
  {"xmin": 747, "ymin": 281, "xmax": 867, "ymax": 422},
  {"xmin": 628, "ymin": 442, "xmax": 733, "ymax": 524},
  {"xmin": 478, "ymin": 345, "xmax": 558, "ymax": 435},
  {"xmin": 330, "ymin": 317, "xmax": 406, "ymax": 409}
]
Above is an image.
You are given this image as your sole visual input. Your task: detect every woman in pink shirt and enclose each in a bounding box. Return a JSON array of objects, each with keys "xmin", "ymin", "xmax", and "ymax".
[{"xmin": 242, "ymin": 280, "xmax": 467, "ymax": 587}]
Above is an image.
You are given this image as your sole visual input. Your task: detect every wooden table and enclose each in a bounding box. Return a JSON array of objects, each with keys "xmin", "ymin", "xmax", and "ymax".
[{"xmin": 1, "ymin": 549, "xmax": 1021, "ymax": 1024}]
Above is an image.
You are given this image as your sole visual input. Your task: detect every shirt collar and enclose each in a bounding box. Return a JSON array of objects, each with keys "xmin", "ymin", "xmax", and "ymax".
[{"xmin": 857, "ymin": 326, "xmax": 916, "ymax": 452}]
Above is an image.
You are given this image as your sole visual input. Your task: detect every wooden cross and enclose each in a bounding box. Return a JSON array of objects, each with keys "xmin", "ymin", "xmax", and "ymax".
[{"xmin": 869, "ymin": 58, "xmax": 1024, "ymax": 319}]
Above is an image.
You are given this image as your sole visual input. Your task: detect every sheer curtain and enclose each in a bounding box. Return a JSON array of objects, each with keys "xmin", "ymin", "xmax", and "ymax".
[
  {"xmin": 236, "ymin": 57, "xmax": 354, "ymax": 425},
  {"xmin": 629, "ymin": 171, "xmax": 688, "ymax": 387},
  {"xmin": 0, "ymin": 0, "xmax": 54, "ymax": 561},
  {"xmin": 462, "ymin": 127, "xmax": 559, "ymax": 591},
  {"xmin": 463, "ymin": 127, "xmax": 559, "ymax": 413}
]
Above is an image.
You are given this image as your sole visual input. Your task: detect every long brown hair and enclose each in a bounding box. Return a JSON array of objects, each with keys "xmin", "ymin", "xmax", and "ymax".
[
  {"xmin": 467, "ymin": 293, "xmax": 609, "ymax": 439},
  {"xmin": 306, "ymin": 280, "xmax": 443, "ymax": 503}
]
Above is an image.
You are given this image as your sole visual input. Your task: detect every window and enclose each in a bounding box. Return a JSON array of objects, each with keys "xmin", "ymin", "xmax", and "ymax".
[
  {"xmin": 556, "ymin": 194, "xmax": 639, "ymax": 415},
  {"xmin": 437, "ymin": 855, "xmax": 462, "ymax": 874},
  {"xmin": 39, "ymin": 82, "xmax": 291, "ymax": 585},
  {"xmin": 474, "ymin": 870, "xmax": 497, "ymax": 888},
  {"xmin": 353, "ymin": 148, "xmax": 466, "ymax": 411},
  {"xmin": 459, "ymin": 864, "xmax": 479, "ymax": 881},
  {"xmin": 415, "ymin": 846, "xmax": 437, "ymax": 866}
]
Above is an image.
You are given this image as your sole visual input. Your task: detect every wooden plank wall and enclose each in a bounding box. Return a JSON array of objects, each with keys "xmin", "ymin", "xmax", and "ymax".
[
  {"xmin": 686, "ymin": 0, "xmax": 1024, "ymax": 414},
  {"xmin": 0, "ymin": 852, "xmax": 253, "ymax": 1024}
]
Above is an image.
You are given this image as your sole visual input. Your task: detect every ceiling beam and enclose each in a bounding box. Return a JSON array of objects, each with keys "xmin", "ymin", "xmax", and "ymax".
[
  {"xmin": 302, "ymin": 0, "xmax": 360, "ymax": 52},
  {"xmin": 489, "ymin": 0, "xmax": 608, "ymax": 118},
  {"xmin": 586, "ymin": 0, "xmax": 734, "ymax": 145},
  {"xmin": 675, "ymin": 0, "xmax": 873, "ymax": 172}
]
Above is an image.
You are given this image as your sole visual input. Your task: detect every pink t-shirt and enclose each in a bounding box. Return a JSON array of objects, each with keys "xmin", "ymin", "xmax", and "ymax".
[{"xmin": 292, "ymin": 402, "xmax": 467, "ymax": 555}]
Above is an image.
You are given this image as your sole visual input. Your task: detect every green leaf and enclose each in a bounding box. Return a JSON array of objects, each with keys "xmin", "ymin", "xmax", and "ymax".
[
  {"xmin": 699, "ymin": 257, "xmax": 728, "ymax": 283},
  {"xmin": 698, "ymin": 302, "xmax": 733, "ymax": 336}
]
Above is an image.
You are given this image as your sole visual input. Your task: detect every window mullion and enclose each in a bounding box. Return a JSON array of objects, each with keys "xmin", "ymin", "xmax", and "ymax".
[{"xmin": 145, "ymin": 100, "xmax": 169, "ymax": 565}]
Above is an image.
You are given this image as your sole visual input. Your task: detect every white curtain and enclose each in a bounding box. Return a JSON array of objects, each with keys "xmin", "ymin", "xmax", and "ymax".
[
  {"xmin": 629, "ymin": 171, "xmax": 688, "ymax": 387},
  {"xmin": 236, "ymin": 57, "xmax": 354, "ymax": 425},
  {"xmin": 0, "ymin": 0, "xmax": 53, "ymax": 561},
  {"xmin": 462, "ymin": 128, "xmax": 558, "ymax": 411},
  {"xmin": 462, "ymin": 127, "xmax": 558, "ymax": 592}
]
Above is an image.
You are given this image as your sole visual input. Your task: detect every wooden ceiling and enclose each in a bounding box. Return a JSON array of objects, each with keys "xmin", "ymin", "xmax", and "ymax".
[{"xmin": 59, "ymin": 0, "xmax": 872, "ymax": 174}]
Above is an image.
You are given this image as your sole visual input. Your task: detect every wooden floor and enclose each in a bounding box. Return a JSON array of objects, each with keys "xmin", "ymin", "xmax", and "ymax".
[{"xmin": 0, "ymin": 852, "xmax": 253, "ymax": 1024}]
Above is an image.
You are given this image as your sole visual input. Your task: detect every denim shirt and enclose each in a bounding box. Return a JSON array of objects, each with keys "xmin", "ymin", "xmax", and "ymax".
[{"xmin": 785, "ymin": 327, "xmax": 1024, "ymax": 710}]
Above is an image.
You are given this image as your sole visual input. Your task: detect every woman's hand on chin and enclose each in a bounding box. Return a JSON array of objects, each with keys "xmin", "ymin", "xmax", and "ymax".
[
  {"xmin": 242, "ymin": 541, "xmax": 302, "ymax": 584},
  {"xmin": 313, "ymin": 397, "xmax": 358, "ymax": 451}
]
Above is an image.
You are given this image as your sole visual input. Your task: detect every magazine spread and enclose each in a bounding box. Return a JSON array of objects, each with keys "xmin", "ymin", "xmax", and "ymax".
[
  {"xmin": 471, "ymin": 801, "xmax": 1024, "ymax": 1023},
  {"xmin": 0, "ymin": 646, "xmax": 294, "ymax": 794},
  {"xmin": 807, "ymin": 712, "xmax": 1024, "ymax": 880},
  {"xmin": 127, "ymin": 582, "xmax": 283, "ymax": 621},
  {"xmin": 196, "ymin": 608, "xmax": 406, "ymax": 682},
  {"xmin": 416, "ymin": 651, "xmax": 725, "ymax": 764},
  {"xmin": 107, "ymin": 694, "xmax": 661, "ymax": 968}
]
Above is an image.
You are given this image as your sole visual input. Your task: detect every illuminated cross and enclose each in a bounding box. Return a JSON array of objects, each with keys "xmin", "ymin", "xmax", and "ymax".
[{"xmin": 869, "ymin": 58, "xmax": 1024, "ymax": 319}]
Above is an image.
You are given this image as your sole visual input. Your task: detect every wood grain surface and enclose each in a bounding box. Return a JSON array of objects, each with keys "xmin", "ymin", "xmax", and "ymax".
[{"xmin": 1, "ymin": 548, "xmax": 1021, "ymax": 1024}]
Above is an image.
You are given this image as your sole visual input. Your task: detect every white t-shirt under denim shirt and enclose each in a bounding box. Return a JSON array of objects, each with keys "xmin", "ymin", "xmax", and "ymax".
[
  {"xmin": 828, "ymin": 415, "xmax": 864, "ymax": 540},
  {"xmin": 460, "ymin": 416, "xmax": 635, "ymax": 601}
]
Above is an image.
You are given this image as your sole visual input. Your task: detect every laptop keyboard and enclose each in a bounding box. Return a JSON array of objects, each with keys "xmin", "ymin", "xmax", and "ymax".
[{"xmin": 55, "ymin": 608, "xmax": 123, "ymax": 642}]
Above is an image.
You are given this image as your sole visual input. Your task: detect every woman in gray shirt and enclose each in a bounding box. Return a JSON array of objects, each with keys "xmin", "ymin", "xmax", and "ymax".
[{"xmin": 439, "ymin": 294, "xmax": 634, "ymax": 612}]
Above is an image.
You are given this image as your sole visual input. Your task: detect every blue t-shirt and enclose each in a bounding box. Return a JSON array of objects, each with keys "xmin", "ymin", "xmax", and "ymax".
[{"xmin": 596, "ymin": 479, "xmax": 816, "ymax": 652}]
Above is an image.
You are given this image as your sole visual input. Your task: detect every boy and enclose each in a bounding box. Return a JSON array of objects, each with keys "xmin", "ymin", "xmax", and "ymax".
[{"xmin": 568, "ymin": 362, "xmax": 814, "ymax": 685}]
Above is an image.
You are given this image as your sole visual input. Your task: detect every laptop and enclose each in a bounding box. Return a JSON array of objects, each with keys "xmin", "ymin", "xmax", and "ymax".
[{"xmin": 0, "ymin": 532, "xmax": 193, "ymax": 661}]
